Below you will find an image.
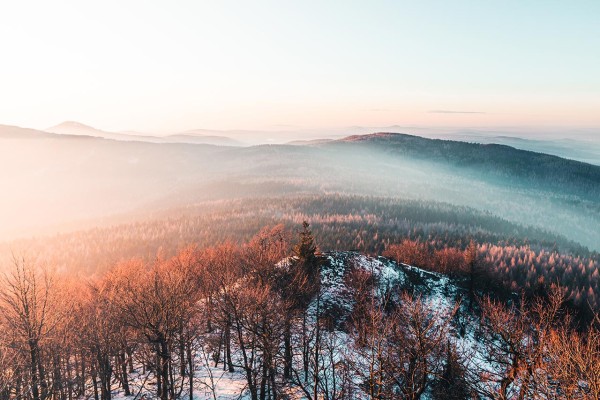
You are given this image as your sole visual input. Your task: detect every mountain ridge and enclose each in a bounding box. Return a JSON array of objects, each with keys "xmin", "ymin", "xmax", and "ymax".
[{"xmin": 1, "ymin": 126, "xmax": 598, "ymax": 249}]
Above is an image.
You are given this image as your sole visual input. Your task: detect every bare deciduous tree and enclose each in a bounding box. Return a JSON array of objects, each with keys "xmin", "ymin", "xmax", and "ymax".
[{"xmin": 0, "ymin": 258, "xmax": 62, "ymax": 400}]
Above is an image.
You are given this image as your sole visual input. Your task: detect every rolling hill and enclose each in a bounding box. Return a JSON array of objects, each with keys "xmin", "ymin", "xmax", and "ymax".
[{"xmin": 0, "ymin": 127, "xmax": 598, "ymax": 250}]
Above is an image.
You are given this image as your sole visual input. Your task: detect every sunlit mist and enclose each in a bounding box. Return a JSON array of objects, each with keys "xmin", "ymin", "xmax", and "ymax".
[{"xmin": 0, "ymin": 1, "xmax": 598, "ymax": 133}]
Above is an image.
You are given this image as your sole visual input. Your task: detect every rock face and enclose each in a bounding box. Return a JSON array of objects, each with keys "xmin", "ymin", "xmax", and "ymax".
[{"xmin": 315, "ymin": 251, "xmax": 465, "ymax": 327}]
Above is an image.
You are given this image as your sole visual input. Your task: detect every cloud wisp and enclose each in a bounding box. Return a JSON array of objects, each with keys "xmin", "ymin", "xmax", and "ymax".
[{"xmin": 429, "ymin": 110, "xmax": 487, "ymax": 114}]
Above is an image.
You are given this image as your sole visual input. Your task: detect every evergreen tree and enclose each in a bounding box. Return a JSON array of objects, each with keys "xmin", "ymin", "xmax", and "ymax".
[
  {"xmin": 465, "ymin": 239, "xmax": 478, "ymax": 310},
  {"xmin": 294, "ymin": 221, "xmax": 321, "ymax": 283},
  {"xmin": 290, "ymin": 221, "xmax": 326, "ymax": 385}
]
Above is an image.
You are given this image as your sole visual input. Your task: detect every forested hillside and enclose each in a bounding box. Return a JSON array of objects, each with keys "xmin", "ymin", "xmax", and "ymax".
[
  {"xmin": 0, "ymin": 224, "xmax": 597, "ymax": 400},
  {"xmin": 5, "ymin": 194, "xmax": 599, "ymax": 320},
  {"xmin": 1, "ymin": 129, "xmax": 599, "ymax": 398},
  {"xmin": 1, "ymin": 128, "xmax": 599, "ymax": 249},
  {"xmin": 334, "ymin": 132, "xmax": 600, "ymax": 199}
]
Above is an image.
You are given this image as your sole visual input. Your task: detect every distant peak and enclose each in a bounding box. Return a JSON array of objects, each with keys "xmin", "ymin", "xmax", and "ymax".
[
  {"xmin": 46, "ymin": 121, "xmax": 108, "ymax": 137},
  {"xmin": 48, "ymin": 120, "xmax": 98, "ymax": 130},
  {"xmin": 339, "ymin": 132, "xmax": 418, "ymax": 142},
  {"xmin": 63, "ymin": 121, "xmax": 86, "ymax": 126}
]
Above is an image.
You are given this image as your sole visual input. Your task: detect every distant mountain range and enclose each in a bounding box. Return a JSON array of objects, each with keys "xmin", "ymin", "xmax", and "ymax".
[
  {"xmin": 332, "ymin": 132, "xmax": 600, "ymax": 197},
  {"xmin": 1, "ymin": 123, "xmax": 599, "ymax": 250},
  {"xmin": 18, "ymin": 121, "xmax": 597, "ymax": 165},
  {"xmin": 432, "ymin": 133, "xmax": 600, "ymax": 166},
  {"xmin": 46, "ymin": 121, "xmax": 244, "ymax": 146}
]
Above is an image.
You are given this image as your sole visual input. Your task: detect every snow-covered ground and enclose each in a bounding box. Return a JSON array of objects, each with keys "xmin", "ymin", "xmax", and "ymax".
[{"xmin": 110, "ymin": 252, "xmax": 486, "ymax": 400}]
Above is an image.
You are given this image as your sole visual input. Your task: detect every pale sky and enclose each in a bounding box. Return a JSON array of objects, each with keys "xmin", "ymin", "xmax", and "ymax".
[{"xmin": 0, "ymin": 0, "xmax": 598, "ymax": 134}]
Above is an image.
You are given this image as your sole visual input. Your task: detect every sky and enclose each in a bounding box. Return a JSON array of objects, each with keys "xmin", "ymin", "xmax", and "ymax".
[{"xmin": 0, "ymin": 0, "xmax": 598, "ymax": 135}]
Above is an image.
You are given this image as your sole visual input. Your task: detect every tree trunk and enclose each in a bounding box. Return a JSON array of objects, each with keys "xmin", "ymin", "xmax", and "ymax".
[
  {"xmin": 313, "ymin": 291, "xmax": 321, "ymax": 400},
  {"xmin": 187, "ymin": 340, "xmax": 194, "ymax": 400},
  {"xmin": 225, "ymin": 319, "xmax": 234, "ymax": 372},
  {"xmin": 119, "ymin": 352, "xmax": 131, "ymax": 396},
  {"xmin": 91, "ymin": 364, "xmax": 99, "ymax": 400},
  {"xmin": 283, "ymin": 318, "xmax": 292, "ymax": 379},
  {"xmin": 269, "ymin": 366, "xmax": 278, "ymax": 400},
  {"xmin": 158, "ymin": 339, "xmax": 170, "ymax": 400},
  {"xmin": 38, "ymin": 352, "xmax": 48, "ymax": 400},
  {"xmin": 52, "ymin": 354, "xmax": 62, "ymax": 399},
  {"xmin": 179, "ymin": 325, "xmax": 186, "ymax": 377},
  {"xmin": 302, "ymin": 313, "xmax": 309, "ymax": 383},
  {"xmin": 29, "ymin": 340, "xmax": 40, "ymax": 400},
  {"xmin": 260, "ymin": 360, "xmax": 268, "ymax": 400},
  {"xmin": 15, "ymin": 369, "xmax": 23, "ymax": 400},
  {"xmin": 214, "ymin": 332, "xmax": 222, "ymax": 368},
  {"xmin": 98, "ymin": 354, "xmax": 112, "ymax": 400},
  {"xmin": 127, "ymin": 348, "xmax": 134, "ymax": 373}
]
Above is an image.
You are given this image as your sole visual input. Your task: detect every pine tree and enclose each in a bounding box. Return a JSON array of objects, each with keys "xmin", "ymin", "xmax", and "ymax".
[
  {"xmin": 294, "ymin": 221, "xmax": 320, "ymax": 283},
  {"xmin": 290, "ymin": 221, "xmax": 325, "ymax": 387},
  {"xmin": 465, "ymin": 239, "xmax": 478, "ymax": 310}
]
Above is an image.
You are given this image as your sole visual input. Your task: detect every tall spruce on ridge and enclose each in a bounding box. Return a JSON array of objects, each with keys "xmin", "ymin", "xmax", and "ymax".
[
  {"xmin": 294, "ymin": 221, "xmax": 321, "ymax": 284},
  {"xmin": 280, "ymin": 221, "xmax": 323, "ymax": 380},
  {"xmin": 294, "ymin": 221, "xmax": 324, "ymax": 400},
  {"xmin": 290, "ymin": 221, "xmax": 326, "ymax": 392},
  {"xmin": 465, "ymin": 239, "xmax": 478, "ymax": 311}
]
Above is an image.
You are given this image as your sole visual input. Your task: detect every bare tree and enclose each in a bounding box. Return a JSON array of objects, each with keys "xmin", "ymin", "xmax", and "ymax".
[
  {"xmin": 111, "ymin": 250, "xmax": 201, "ymax": 400},
  {"xmin": 0, "ymin": 331, "xmax": 21, "ymax": 400},
  {"xmin": 545, "ymin": 314, "xmax": 600, "ymax": 399},
  {"xmin": 0, "ymin": 257, "xmax": 62, "ymax": 400},
  {"xmin": 202, "ymin": 242, "xmax": 243, "ymax": 374},
  {"xmin": 476, "ymin": 289, "xmax": 563, "ymax": 400},
  {"xmin": 229, "ymin": 282, "xmax": 286, "ymax": 400},
  {"xmin": 78, "ymin": 275, "xmax": 124, "ymax": 400},
  {"xmin": 350, "ymin": 287, "xmax": 457, "ymax": 400}
]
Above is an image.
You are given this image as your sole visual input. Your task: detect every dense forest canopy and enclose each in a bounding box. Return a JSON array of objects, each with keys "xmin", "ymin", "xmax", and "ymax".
[{"xmin": 3, "ymin": 194, "xmax": 598, "ymax": 317}]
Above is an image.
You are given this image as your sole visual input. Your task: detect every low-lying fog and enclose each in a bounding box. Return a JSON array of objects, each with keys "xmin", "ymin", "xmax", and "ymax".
[{"xmin": 1, "ymin": 123, "xmax": 599, "ymax": 251}]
